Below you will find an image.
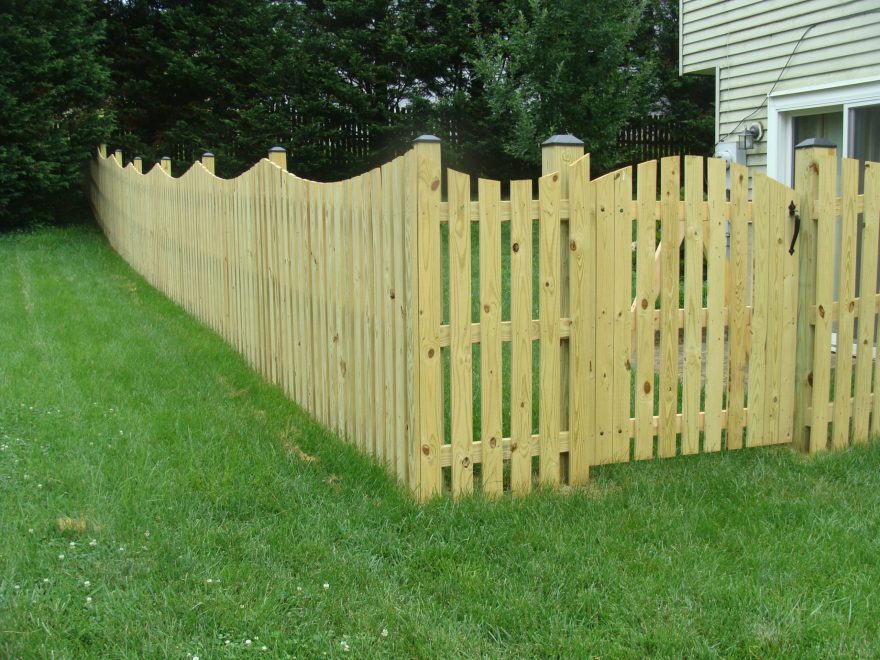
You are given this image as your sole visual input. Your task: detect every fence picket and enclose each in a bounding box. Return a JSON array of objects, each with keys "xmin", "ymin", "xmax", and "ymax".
[
  {"xmin": 858, "ymin": 162, "xmax": 880, "ymax": 441},
  {"xmin": 480, "ymin": 178, "xmax": 503, "ymax": 496},
  {"xmin": 594, "ymin": 173, "xmax": 615, "ymax": 465},
  {"xmin": 727, "ymin": 164, "xmax": 749, "ymax": 450},
  {"xmin": 831, "ymin": 159, "xmax": 859, "ymax": 449},
  {"xmin": 539, "ymin": 172, "xmax": 561, "ymax": 484},
  {"xmin": 568, "ymin": 155, "xmax": 592, "ymax": 481},
  {"xmin": 659, "ymin": 157, "xmax": 680, "ymax": 457},
  {"xmin": 510, "ymin": 179, "xmax": 534, "ymax": 495},
  {"xmin": 810, "ymin": 149, "xmax": 838, "ymax": 451},
  {"xmin": 749, "ymin": 173, "xmax": 770, "ymax": 447},
  {"xmin": 683, "ymin": 156, "xmax": 703, "ymax": 455},
  {"xmin": 448, "ymin": 170, "xmax": 473, "ymax": 497},
  {"xmin": 704, "ymin": 158, "xmax": 726, "ymax": 452},
  {"xmin": 779, "ymin": 181, "xmax": 799, "ymax": 446},
  {"xmin": 613, "ymin": 168, "xmax": 633, "ymax": 462},
  {"xmin": 635, "ymin": 160, "xmax": 657, "ymax": 459}
]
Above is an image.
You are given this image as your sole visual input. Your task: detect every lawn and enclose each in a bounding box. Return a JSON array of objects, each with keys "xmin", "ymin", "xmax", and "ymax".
[{"xmin": 2, "ymin": 222, "xmax": 880, "ymax": 657}]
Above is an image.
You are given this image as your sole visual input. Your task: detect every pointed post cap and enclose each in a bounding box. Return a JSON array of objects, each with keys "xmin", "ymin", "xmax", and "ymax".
[
  {"xmin": 795, "ymin": 137, "xmax": 837, "ymax": 149},
  {"xmin": 542, "ymin": 134, "xmax": 584, "ymax": 147},
  {"xmin": 413, "ymin": 134, "xmax": 441, "ymax": 144}
]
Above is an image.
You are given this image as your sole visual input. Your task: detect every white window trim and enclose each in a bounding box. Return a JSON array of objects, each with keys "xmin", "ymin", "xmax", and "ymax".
[{"xmin": 767, "ymin": 77, "xmax": 880, "ymax": 185}]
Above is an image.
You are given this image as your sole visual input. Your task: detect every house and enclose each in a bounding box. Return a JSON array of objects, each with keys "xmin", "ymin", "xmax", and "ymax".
[{"xmin": 679, "ymin": 0, "xmax": 880, "ymax": 188}]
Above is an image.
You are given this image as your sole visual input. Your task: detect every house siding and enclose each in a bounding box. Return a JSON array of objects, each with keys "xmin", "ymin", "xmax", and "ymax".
[{"xmin": 680, "ymin": 0, "xmax": 880, "ymax": 175}]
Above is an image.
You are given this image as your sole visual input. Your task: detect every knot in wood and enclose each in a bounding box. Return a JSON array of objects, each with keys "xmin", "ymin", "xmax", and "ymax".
[
  {"xmin": 817, "ymin": 305, "xmax": 825, "ymax": 318},
  {"xmin": 389, "ymin": 289, "xmax": 396, "ymax": 300},
  {"xmin": 462, "ymin": 457, "xmax": 470, "ymax": 468},
  {"xmin": 421, "ymin": 444, "xmax": 431, "ymax": 456},
  {"xmin": 489, "ymin": 437, "xmax": 497, "ymax": 449},
  {"xmin": 643, "ymin": 381, "xmax": 651, "ymax": 394},
  {"xmin": 512, "ymin": 242, "xmax": 520, "ymax": 253},
  {"xmin": 431, "ymin": 178, "xmax": 440, "ymax": 191},
  {"xmin": 427, "ymin": 348, "xmax": 435, "ymax": 358},
  {"xmin": 569, "ymin": 240, "xmax": 577, "ymax": 251},
  {"xmin": 641, "ymin": 298, "xmax": 649, "ymax": 309},
  {"xmin": 483, "ymin": 304, "xmax": 490, "ymax": 313},
  {"xmin": 552, "ymin": 174, "xmax": 559, "ymax": 182}
]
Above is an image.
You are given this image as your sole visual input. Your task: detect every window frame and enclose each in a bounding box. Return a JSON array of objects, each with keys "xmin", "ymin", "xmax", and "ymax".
[{"xmin": 768, "ymin": 77, "xmax": 880, "ymax": 185}]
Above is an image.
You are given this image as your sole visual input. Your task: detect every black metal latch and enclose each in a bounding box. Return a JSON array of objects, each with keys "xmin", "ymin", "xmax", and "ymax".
[{"xmin": 788, "ymin": 201, "xmax": 800, "ymax": 255}]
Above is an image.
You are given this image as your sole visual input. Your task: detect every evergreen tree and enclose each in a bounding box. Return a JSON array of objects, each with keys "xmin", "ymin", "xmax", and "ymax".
[{"xmin": 0, "ymin": 0, "xmax": 113, "ymax": 229}]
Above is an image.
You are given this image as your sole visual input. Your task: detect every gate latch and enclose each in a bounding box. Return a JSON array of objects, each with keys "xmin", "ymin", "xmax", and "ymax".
[{"xmin": 788, "ymin": 201, "xmax": 800, "ymax": 255}]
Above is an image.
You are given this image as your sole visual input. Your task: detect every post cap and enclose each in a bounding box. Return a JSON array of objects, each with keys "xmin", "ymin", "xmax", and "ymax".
[
  {"xmin": 542, "ymin": 134, "xmax": 584, "ymax": 147},
  {"xmin": 268, "ymin": 146, "xmax": 286, "ymax": 153},
  {"xmin": 202, "ymin": 151, "xmax": 214, "ymax": 158},
  {"xmin": 413, "ymin": 134, "xmax": 441, "ymax": 144},
  {"xmin": 160, "ymin": 156, "xmax": 171, "ymax": 161},
  {"xmin": 795, "ymin": 137, "xmax": 837, "ymax": 150},
  {"xmin": 133, "ymin": 156, "xmax": 142, "ymax": 161}
]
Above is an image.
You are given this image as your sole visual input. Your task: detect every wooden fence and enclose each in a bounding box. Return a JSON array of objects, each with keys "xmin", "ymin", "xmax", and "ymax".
[{"xmin": 89, "ymin": 138, "xmax": 880, "ymax": 501}]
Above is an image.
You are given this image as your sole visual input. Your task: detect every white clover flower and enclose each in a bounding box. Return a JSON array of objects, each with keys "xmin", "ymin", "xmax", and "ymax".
[
  {"xmin": 58, "ymin": 554, "xmax": 65, "ymax": 560},
  {"xmin": 206, "ymin": 579, "xmax": 213, "ymax": 584},
  {"xmin": 84, "ymin": 580, "xmax": 90, "ymax": 587},
  {"xmin": 69, "ymin": 541, "xmax": 76, "ymax": 548},
  {"xmin": 85, "ymin": 596, "xmax": 92, "ymax": 604},
  {"xmin": 381, "ymin": 628, "xmax": 388, "ymax": 638},
  {"xmin": 89, "ymin": 539, "xmax": 97, "ymax": 547},
  {"xmin": 37, "ymin": 483, "xmax": 43, "ymax": 489},
  {"xmin": 43, "ymin": 578, "xmax": 49, "ymax": 583},
  {"xmin": 28, "ymin": 528, "xmax": 34, "ymax": 534},
  {"xmin": 340, "ymin": 640, "xmax": 350, "ymax": 652},
  {"xmin": 13, "ymin": 585, "xmax": 19, "ymax": 590},
  {"xmin": 323, "ymin": 582, "xmax": 329, "ymax": 590},
  {"xmin": 244, "ymin": 639, "xmax": 252, "ymax": 646},
  {"xmin": 144, "ymin": 531, "xmax": 150, "ymax": 538},
  {"xmin": 261, "ymin": 646, "xmax": 268, "ymax": 651},
  {"xmin": 192, "ymin": 656, "xmax": 199, "ymax": 660},
  {"xmin": 224, "ymin": 640, "xmax": 230, "ymax": 646}
]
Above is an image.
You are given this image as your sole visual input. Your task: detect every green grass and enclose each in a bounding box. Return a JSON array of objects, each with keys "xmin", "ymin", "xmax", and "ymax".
[{"xmin": 3, "ymin": 223, "xmax": 880, "ymax": 657}]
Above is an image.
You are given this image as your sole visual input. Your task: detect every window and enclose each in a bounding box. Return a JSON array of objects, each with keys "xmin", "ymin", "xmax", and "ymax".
[{"xmin": 768, "ymin": 77, "xmax": 880, "ymax": 187}]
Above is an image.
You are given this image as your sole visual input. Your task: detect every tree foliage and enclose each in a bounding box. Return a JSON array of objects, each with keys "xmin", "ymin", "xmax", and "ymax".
[
  {"xmin": 0, "ymin": 0, "xmax": 113, "ymax": 229},
  {"xmin": 0, "ymin": 0, "xmax": 714, "ymax": 226}
]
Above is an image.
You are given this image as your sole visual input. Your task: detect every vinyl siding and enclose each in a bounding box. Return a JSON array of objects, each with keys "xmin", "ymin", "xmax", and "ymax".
[{"xmin": 680, "ymin": 0, "xmax": 880, "ymax": 176}]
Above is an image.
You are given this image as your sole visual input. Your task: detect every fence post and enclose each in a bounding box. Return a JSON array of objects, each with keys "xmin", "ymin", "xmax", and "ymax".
[
  {"xmin": 201, "ymin": 152, "xmax": 215, "ymax": 174},
  {"xmin": 114, "ymin": 149, "xmax": 123, "ymax": 165},
  {"xmin": 541, "ymin": 134, "xmax": 584, "ymax": 483},
  {"xmin": 133, "ymin": 157, "xmax": 143, "ymax": 174},
  {"xmin": 792, "ymin": 137, "xmax": 836, "ymax": 453},
  {"xmin": 268, "ymin": 146, "xmax": 287, "ymax": 170},
  {"xmin": 412, "ymin": 135, "xmax": 442, "ymax": 501},
  {"xmin": 160, "ymin": 156, "xmax": 172, "ymax": 176}
]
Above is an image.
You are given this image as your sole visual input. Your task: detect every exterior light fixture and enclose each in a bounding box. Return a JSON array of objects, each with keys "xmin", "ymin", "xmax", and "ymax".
[{"xmin": 738, "ymin": 122, "xmax": 764, "ymax": 150}]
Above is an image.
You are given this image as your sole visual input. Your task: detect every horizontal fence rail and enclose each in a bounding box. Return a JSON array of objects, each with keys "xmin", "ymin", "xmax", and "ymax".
[{"xmin": 89, "ymin": 139, "xmax": 880, "ymax": 501}]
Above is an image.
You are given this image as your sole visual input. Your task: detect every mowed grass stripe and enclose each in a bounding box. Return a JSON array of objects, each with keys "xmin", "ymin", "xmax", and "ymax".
[{"xmin": 2, "ymin": 224, "xmax": 880, "ymax": 657}]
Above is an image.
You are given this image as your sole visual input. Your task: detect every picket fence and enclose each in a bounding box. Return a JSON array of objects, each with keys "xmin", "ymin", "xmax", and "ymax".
[{"xmin": 89, "ymin": 138, "xmax": 880, "ymax": 501}]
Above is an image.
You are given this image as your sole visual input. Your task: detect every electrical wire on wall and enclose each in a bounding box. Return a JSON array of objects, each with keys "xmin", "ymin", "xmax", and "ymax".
[{"xmin": 715, "ymin": 23, "xmax": 817, "ymax": 150}]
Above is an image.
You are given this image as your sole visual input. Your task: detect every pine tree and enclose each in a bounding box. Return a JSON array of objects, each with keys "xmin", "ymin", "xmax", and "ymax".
[{"xmin": 0, "ymin": 0, "xmax": 113, "ymax": 228}]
